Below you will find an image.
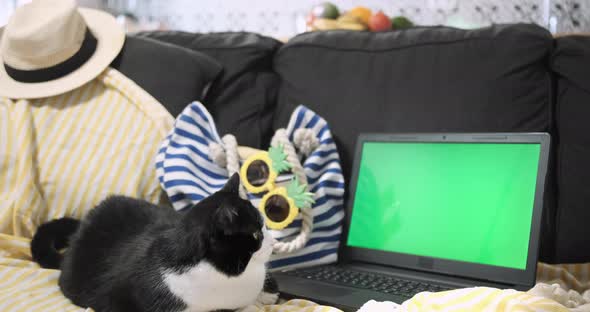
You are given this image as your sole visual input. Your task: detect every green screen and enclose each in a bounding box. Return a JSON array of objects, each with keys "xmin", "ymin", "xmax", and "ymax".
[{"xmin": 347, "ymin": 142, "xmax": 541, "ymax": 270}]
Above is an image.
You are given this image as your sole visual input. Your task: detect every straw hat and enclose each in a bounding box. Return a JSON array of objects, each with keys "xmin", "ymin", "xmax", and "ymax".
[{"xmin": 0, "ymin": 0, "xmax": 125, "ymax": 99}]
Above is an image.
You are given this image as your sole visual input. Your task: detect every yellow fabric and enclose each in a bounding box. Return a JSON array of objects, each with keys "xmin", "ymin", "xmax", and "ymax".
[
  {"xmin": 261, "ymin": 300, "xmax": 340, "ymax": 312},
  {"xmin": 0, "ymin": 67, "xmax": 173, "ymax": 311},
  {"xmin": 402, "ymin": 287, "xmax": 569, "ymax": 312},
  {"xmin": 537, "ymin": 262, "xmax": 590, "ymax": 292},
  {"xmin": 0, "ymin": 67, "xmax": 172, "ymax": 238},
  {"xmin": 394, "ymin": 263, "xmax": 590, "ymax": 312},
  {"xmin": 316, "ymin": 264, "xmax": 590, "ymax": 312}
]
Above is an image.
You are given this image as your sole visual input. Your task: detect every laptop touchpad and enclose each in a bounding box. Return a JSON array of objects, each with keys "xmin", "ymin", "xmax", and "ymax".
[{"xmin": 313, "ymin": 285, "xmax": 356, "ymax": 297}]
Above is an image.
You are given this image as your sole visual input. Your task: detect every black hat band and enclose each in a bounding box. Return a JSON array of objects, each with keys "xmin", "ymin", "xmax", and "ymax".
[{"xmin": 4, "ymin": 29, "xmax": 97, "ymax": 83}]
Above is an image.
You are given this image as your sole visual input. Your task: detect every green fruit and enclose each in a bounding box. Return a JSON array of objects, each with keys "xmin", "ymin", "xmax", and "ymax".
[
  {"xmin": 391, "ymin": 16, "xmax": 414, "ymax": 29},
  {"xmin": 312, "ymin": 2, "xmax": 340, "ymax": 19}
]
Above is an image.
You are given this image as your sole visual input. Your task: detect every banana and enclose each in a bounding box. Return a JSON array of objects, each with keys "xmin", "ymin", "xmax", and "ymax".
[
  {"xmin": 313, "ymin": 17, "xmax": 366, "ymax": 31},
  {"xmin": 337, "ymin": 21, "xmax": 366, "ymax": 31},
  {"xmin": 312, "ymin": 18, "xmax": 340, "ymax": 30},
  {"xmin": 337, "ymin": 14, "xmax": 361, "ymax": 24}
]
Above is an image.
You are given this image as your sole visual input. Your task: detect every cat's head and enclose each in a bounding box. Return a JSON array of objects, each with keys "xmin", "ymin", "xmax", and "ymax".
[{"xmin": 184, "ymin": 173, "xmax": 272, "ymax": 276}]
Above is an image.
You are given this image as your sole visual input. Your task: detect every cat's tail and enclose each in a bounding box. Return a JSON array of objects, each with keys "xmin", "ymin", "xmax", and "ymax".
[{"xmin": 30, "ymin": 218, "xmax": 80, "ymax": 269}]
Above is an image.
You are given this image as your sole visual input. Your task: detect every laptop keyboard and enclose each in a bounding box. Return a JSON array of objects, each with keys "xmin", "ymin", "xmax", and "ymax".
[{"xmin": 284, "ymin": 266, "xmax": 453, "ymax": 299}]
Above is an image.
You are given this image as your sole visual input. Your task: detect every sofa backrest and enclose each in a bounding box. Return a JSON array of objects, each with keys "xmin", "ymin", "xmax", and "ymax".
[
  {"xmin": 551, "ymin": 35, "xmax": 590, "ymax": 263},
  {"xmin": 111, "ymin": 35, "xmax": 222, "ymax": 117},
  {"xmin": 273, "ymin": 24, "xmax": 554, "ymax": 181},
  {"xmin": 136, "ymin": 31, "xmax": 282, "ymax": 149},
  {"xmin": 272, "ymin": 24, "xmax": 557, "ymax": 261},
  {"xmin": 135, "ymin": 27, "xmax": 590, "ymax": 263}
]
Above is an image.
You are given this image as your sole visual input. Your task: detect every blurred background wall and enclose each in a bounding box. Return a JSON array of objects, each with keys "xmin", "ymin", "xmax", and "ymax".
[{"xmin": 1, "ymin": 0, "xmax": 588, "ymax": 36}]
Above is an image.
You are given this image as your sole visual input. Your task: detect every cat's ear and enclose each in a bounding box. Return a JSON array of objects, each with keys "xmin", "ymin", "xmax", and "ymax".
[
  {"xmin": 221, "ymin": 173, "xmax": 241, "ymax": 194},
  {"xmin": 214, "ymin": 202, "xmax": 238, "ymax": 231}
]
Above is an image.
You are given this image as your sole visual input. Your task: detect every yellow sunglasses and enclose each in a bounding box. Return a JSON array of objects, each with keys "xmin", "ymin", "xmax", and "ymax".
[{"xmin": 240, "ymin": 144, "xmax": 314, "ymax": 230}]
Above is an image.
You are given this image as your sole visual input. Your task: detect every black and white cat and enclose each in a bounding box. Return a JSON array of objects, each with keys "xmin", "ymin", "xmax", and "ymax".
[{"xmin": 31, "ymin": 174, "xmax": 278, "ymax": 312}]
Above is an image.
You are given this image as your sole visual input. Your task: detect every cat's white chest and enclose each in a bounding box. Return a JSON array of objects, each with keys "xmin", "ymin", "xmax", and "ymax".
[{"xmin": 163, "ymin": 259, "xmax": 266, "ymax": 312}]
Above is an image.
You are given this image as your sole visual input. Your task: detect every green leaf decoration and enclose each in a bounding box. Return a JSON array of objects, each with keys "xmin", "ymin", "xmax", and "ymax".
[
  {"xmin": 286, "ymin": 177, "xmax": 315, "ymax": 209},
  {"xmin": 269, "ymin": 144, "xmax": 292, "ymax": 173}
]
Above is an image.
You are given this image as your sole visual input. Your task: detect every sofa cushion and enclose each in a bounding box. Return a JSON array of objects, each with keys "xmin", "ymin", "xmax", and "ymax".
[
  {"xmin": 274, "ymin": 24, "xmax": 553, "ymax": 181},
  {"xmin": 136, "ymin": 31, "xmax": 282, "ymax": 149},
  {"xmin": 274, "ymin": 24, "xmax": 557, "ymax": 262},
  {"xmin": 552, "ymin": 35, "xmax": 590, "ymax": 263},
  {"xmin": 111, "ymin": 35, "xmax": 222, "ymax": 117}
]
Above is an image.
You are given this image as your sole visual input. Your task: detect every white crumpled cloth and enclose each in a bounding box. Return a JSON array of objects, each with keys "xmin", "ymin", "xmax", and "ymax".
[
  {"xmin": 356, "ymin": 283, "xmax": 590, "ymax": 312},
  {"xmin": 529, "ymin": 283, "xmax": 590, "ymax": 311}
]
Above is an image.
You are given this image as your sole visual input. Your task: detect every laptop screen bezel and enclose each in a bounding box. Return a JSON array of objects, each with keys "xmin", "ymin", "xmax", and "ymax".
[{"xmin": 341, "ymin": 133, "xmax": 550, "ymax": 288}]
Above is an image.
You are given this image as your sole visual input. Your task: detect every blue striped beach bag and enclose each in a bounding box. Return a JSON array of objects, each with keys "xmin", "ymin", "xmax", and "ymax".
[{"xmin": 155, "ymin": 101, "xmax": 345, "ymax": 270}]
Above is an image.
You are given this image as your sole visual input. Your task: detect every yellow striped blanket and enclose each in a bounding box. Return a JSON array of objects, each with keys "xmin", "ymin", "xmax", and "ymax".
[
  {"xmin": 0, "ymin": 67, "xmax": 586, "ymax": 311},
  {"xmin": 0, "ymin": 67, "xmax": 173, "ymax": 311}
]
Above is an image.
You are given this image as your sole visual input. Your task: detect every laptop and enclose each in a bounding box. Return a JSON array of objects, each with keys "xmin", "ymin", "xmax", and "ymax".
[{"xmin": 273, "ymin": 133, "xmax": 550, "ymax": 311}]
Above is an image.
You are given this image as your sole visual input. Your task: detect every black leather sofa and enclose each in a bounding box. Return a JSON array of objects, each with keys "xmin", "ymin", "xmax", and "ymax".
[{"xmin": 119, "ymin": 24, "xmax": 590, "ymax": 264}]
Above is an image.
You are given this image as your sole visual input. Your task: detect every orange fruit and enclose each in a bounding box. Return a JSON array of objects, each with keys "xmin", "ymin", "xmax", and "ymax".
[{"xmin": 349, "ymin": 6, "xmax": 372, "ymax": 25}]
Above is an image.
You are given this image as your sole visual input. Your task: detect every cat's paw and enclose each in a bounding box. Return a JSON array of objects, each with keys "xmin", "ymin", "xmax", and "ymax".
[
  {"xmin": 263, "ymin": 274, "xmax": 279, "ymax": 294},
  {"xmin": 256, "ymin": 291, "xmax": 279, "ymax": 305},
  {"xmin": 238, "ymin": 290, "xmax": 278, "ymax": 312}
]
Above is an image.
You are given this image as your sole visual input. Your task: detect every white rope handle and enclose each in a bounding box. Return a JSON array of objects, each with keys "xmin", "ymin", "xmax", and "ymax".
[
  {"xmin": 210, "ymin": 135, "xmax": 248, "ymax": 199},
  {"xmin": 269, "ymin": 129, "xmax": 315, "ymax": 254},
  {"xmin": 209, "ymin": 128, "xmax": 320, "ymax": 254},
  {"xmin": 293, "ymin": 128, "xmax": 320, "ymax": 158}
]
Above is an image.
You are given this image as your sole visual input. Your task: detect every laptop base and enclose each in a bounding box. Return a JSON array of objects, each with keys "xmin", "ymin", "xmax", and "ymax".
[
  {"xmin": 273, "ymin": 262, "xmax": 521, "ymax": 311},
  {"xmin": 275, "ymin": 274, "xmax": 399, "ymax": 312}
]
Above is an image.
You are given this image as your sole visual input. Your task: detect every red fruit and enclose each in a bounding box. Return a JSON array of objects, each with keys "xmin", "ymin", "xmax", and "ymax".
[
  {"xmin": 368, "ymin": 11, "xmax": 392, "ymax": 31},
  {"xmin": 306, "ymin": 12, "xmax": 316, "ymax": 29}
]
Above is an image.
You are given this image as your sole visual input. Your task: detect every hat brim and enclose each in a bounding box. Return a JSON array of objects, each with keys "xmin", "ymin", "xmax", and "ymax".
[{"xmin": 0, "ymin": 8, "xmax": 125, "ymax": 99}]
